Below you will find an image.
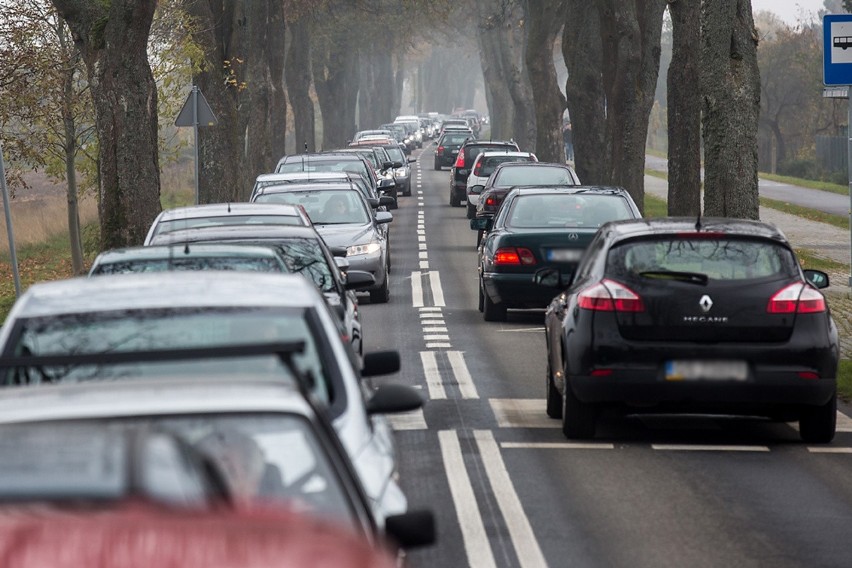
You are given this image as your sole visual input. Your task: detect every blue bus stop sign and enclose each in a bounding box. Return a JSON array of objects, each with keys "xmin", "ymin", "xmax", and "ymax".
[{"xmin": 825, "ymin": 15, "xmax": 852, "ymax": 86}]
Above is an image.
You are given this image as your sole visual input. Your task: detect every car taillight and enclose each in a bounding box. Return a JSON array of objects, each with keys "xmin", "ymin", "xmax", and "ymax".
[
  {"xmin": 494, "ymin": 247, "xmax": 537, "ymax": 266},
  {"xmin": 454, "ymin": 151, "xmax": 466, "ymax": 168},
  {"xmin": 578, "ymin": 279, "xmax": 644, "ymax": 312},
  {"xmin": 485, "ymin": 196, "xmax": 497, "ymax": 207},
  {"xmin": 473, "ymin": 161, "xmax": 482, "ymax": 176},
  {"xmin": 437, "ymin": 145, "xmax": 444, "ymax": 155},
  {"xmin": 767, "ymin": 282, "xmax": 826, "ymax": 314}
]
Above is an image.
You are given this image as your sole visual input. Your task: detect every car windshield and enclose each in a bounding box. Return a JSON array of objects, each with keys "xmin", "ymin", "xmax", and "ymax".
[
  {"xmin": 254, "ymin": 190, "xmax": 370, "ymax": 225},
  {"xmin": 493, "ymin": 165, "xmax": 576, "ymax": 187},
  {"xmin": 384, "ymin": 146, "xmax": 404, "ymax": 162},
  {"xmin": 3, "ymin": 308, "xmax": 331, "ymax": 405},
  {"xmin": 506, "ymin": 194, "xmax": 635, "ymax": 229},
  {"xmin": 608, "ymin": 238, "xmax": 799, "ymax": 281},
  {"xmin": 277, "ymin": 159, "xmax": 371, "ymax": 181},
  {"xmin": 480, "ymin": 156, "xmax": 534, "ymax": 177},
  {"xmin": 152, "ymin": 216, "xmax": 303, "ymax": 241},
  {"xmin": 91, "ymin": 256, "xmax": 285, "ymax": 275},
  {"xmin": 441, "ymin": 134, "xmax": 470, "ymax": 145}
]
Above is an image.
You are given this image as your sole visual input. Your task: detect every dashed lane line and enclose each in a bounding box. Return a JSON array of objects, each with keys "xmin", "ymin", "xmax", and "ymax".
[
  {"xmin": 421, "ymin": 351, "xmax": 446, "ymax": 400},
  {"xmin": 448, "ymin": 351, "xmax": 479, "ymax": 400},
  {"xmin": 411, "ymin": 270, "xmax": 424, "ymax": 308}
]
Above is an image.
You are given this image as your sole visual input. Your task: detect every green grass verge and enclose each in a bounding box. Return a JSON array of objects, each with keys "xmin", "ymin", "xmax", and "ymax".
[
  {"xmin": 759, "ymin": 172, "xmax": 847, "ymax": 196},
  {"xmin": 839, "ymin": 360, "xmax": 852, "ymax": 403},
  {"xmin": 759, "ymin": 197, "xmax": 849, "ymax": 230}
]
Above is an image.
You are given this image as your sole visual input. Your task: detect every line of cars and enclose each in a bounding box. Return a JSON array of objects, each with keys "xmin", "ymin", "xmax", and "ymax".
[
  {"xmin": 447, "ymin": 125, "xmax": 840, "ymax": 446},
  {"xmin": 0, "ymin": 139, "xmax": 439, "ymax": 561}
]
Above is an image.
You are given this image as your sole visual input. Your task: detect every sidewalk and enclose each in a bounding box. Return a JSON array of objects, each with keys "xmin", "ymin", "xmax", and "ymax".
[{"xmin": 644, "ymin": 174, "xmax": 852, "ymax": 358}]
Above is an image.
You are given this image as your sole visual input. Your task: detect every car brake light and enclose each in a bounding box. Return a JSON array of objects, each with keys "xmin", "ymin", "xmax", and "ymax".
[
  {"xmin": 578, "ymin": 279, "xmax": 644, "ymax": 312},
  {"xmin": 494, "ymin": 247, "xmax": 537, "ymax": 266},
  {"xmin": 473, "ymin": 161, "xmax": 482, "ymax": 176},
  {"xmin": 437, "ymin": 145, "xmax": 444, "ymax": 155},
  {"xmin": 485, "ymin": 196, "xmax": 496, "ymax": 206},
  {"xmin": 798, "ymin": 371, "xmax": 820, "ymax": 380},
  {"xmin": 767, "ymin": 282, "xmax": 826, "ymax": 314},
  {"xmin": 454, "ymin": 151, "xmax": 465, "ymax": 168}
]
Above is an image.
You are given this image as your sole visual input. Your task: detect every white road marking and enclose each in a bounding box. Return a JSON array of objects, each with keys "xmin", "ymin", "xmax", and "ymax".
[
  {"xmin": 475, "ymin": 430, "xmax": 547, "ymax": 568},
  {"xmin": 429, "ymin": 271, "xmax": 446, "ymax": 306},
  {"xmin": 439, "ymin": 431, "xmax": 496, "ymax": 568},
  {"xmin": 651, "ymin": 445, "xmax": 771, "ymax": 452},
  {"xmin": 417, "ymin": 229, "xmax": 425, "ymax": 235},
  {"xmin": 490, "ymin": 399, "xmax": 556, "ymax": 428},
  {"xmin": 837, "ymin": 411, "xmax": 852, "ymax": 432},
  {"xmin": 501, "ymin": 442, "xmax": 615, "ymax": 450},
  {"xmin": 448, "ymin": 351, "xmax": 478, "ymax": 399},
  {"xmin": 419, "ymin": 243, "xmax": 428, "ymax": 250},
  {"xmin": 426, "ymin": 342, "xmax": 452, "ymax": 349},
  {"xmin": 424, "ymin": 334, "xmax": 451, "ymax": 341},
  {"xmin": 418, "ymin": 190, "xmax": 423, "ymax": 195},
  {"xmin": 418, "ymin": 235, "xmax": 426, "ymax": 242},
  {"xmin": 411, "ymin": 270, "xmax": 424, "ymax": 308},
  {"xmin": 808, "ymin": 447, "xmax": 852, "ymax": 454},
  {"xmin": 420, "ymin": 260, "xmax": 430, "ymax": 269},
  {"xmin": 419, "ymin": 307, "xmax": 442, "ymax": 312},
  {"xmin": 421, "ymin": 351, "xmax": 446, "ymax": 399},
  {"xmin": 497, "ymin": 327, "xmax": 545, "ymax": 333},
  {"xmin": 387, "ymin": 409, "xmax": 428, "ymax": 430}
]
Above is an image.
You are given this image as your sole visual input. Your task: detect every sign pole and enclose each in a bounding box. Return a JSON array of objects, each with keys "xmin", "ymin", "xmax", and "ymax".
[
  {"xmin": 192, "ymin": 85, "xmax": 200, "ymax": 205},
  {"xmin": 0, "ymin": 142, "xmax": 21, "ymax": 298}
]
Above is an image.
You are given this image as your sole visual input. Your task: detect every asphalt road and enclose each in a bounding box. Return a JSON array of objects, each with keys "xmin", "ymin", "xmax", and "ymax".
[
  {"xmin": 645, "ymin": 155, "xmax": 850, "ymax": 217},
  {"xmin": 359, "ymin": 145, "xmax": 852, "ymax": 567}
]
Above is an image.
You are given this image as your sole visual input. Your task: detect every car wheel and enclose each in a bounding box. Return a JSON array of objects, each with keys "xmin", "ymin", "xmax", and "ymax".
[
  {"xmin": 799, "ymin": 393, "xmax": 837, "ymax": 443},
  {"xmin": 482, "ymin": 286, "xmax": 506, "ymax": 322},
  {"xmin": 561, "ymin": 371, "xmax": 596, "ymax": 439},
  {"xmin": 546, "ymin": 355, "xmax": 562, "ymax": 419},
  {"xmin": 467, "ymin": 203, "xmax": 476, "ymax": 219},
  {"xmin": 477, "ymin": 278, "xmax": 484, "ymax": 312},
  {"xmin": 450, "ymin": 192, "xmax": 460, "ymax": 207},
  {"xmin": 476, "ymin": 230, "xmax": 484, "ymax": 247},
  {"xmin": 370, "ymin": 267, "xmax": 390, "ymax": 304},
  {"xmin": 389, "ymin": 196, "xmax": 398, "ymax": 210},
  {"xmin": 404, "ymin": 181, "xmax": 411, "ymax": 196},
  {"xmin": 434, "ymin": 161, "xmax": 441, "ymax": 171}
]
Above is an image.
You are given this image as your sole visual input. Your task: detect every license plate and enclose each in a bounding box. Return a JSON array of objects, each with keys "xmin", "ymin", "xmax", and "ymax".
[
  {"xmin": 665, "ymin": 360, "xmax": 748, "ymax": 381},
  {"xmin": 546, "ymin": 248, "xmax": 583, "ymax": 262}
]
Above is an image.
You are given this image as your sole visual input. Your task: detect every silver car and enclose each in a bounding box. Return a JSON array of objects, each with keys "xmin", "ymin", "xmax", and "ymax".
[{"xmin": 0, "ymin": 271, "xmax": 411, "ymax": 524}]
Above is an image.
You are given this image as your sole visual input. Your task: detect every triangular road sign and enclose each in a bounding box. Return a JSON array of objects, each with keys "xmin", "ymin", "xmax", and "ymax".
[{"xmin": 175, "ymin": 87, "xmax": 218, "ymax": 127}]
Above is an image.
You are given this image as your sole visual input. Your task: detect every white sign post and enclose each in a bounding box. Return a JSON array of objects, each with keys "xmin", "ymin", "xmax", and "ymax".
[{"xmin": 175, "ymin": 86, "xmax": 218, "ymax": 205}]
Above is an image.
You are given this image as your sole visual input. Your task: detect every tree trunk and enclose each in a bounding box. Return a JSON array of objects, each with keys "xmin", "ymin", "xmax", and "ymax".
[
  {"xmin": 57, "ymin": 24, "xmax": 83, "ymax": 273},
  {"xmin": 599, "ymin": 0, "xmax": 667, "ymax": 212},
  {"xmin": 701, "ymin": 0, "xmax": 760, "ymax": 219},
  {"xmin": 285, "ymin": 20, "xmax": 315, "ymax": 153},
  {"xmin": 312, "ymin": 25, "xmax": 360, "ymax": 150},
  {"xmin": 667, "ymin": 0, "xmax": 702, "ymax": 216},
  {"xmin": 524, "ymin": 0, "xmax": 568, "ymax": 161},
  {"xmin": 563, "ymin": 1, "xmax": 608, "ymax": 184},
  {"xmin": 51, "ymin": 0, "xmax": 161, "ymax": 249},
  {"xmin": 266, "ymin": 1, "xmax": 287, "ymax": 174},
  {"xmin": 475, "ymin": 0, "xmax": 515, "ymax": 140},
  {"xmin": 769, "ymin": 119, "xmax": 786, "ymax": 166},
  {"xmin": 359, "ymin": 38, "xmax": 396, "ymax": 131},
  {"xmin": 186, "ymin": 0, "xmax": 244, "ymax": 203}
]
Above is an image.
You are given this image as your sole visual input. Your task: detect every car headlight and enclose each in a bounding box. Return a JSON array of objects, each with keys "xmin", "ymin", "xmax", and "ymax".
[
  {"xmin": 347, "ymin": 242, "xmax": 382, "ymax": 256},
  {"xmin": 393, "ymin": 168, "xmax": 407, "ymax": 178}
]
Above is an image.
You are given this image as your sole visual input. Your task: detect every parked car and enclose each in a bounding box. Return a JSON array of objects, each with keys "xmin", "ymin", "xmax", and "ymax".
[
  {"xmin": 434, "ymin": 131, "xmax": 474, "ymax": 171},
  {"xmin": 0, "ymin": 359, "xmax": 434, "ymax": 551},
  {"xmin": 536, "ymin": 217, "xmax": 839, "ymax": 443},
  {"xmin": 473, "ymin": 185, "xmax": 641, "ymax": 321},
  {"xmin": 250, "ymin": 185, "xmax": 393, "ymax": 304},
  {"xmin": 251, "ymin": 171, "xmax": 381, "ymax": 207},
  {"xmin": 380, "ymin": 123, "xmax": 413, "ymax": 154},
  {"xmin": 144, "ymin": 203, "xmax": 311, "ymax": 246},
  {"xmin": 89, "ymin": 243, "xmax": 290, "ymax": 275},
  {"xmin": 450, "ymin": 140, "xmax": 520, "ymax": 207},
  {"xmin": 466, "ymin": 151, "xmax": 538, "ymax": 218},
  {"xmin": 0, "ymin": 272, "xmax": 418, "ymax": 525},
  {"xmin": 350, "ymin": 139, "xmax": 414, "ymax": 197},
  {"xmin": 275, "ymin": 153, "xmax": 395, "ymax": 208}
]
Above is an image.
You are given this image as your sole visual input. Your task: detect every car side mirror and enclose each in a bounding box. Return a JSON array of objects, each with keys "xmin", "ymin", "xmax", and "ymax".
[
  {"xmin": 392, "ymin": 161, "xmax": 404, "ymax": 168},
  {"xmin": 379, "ymin": 196, "xmax": 395, "ymax": 207},
  {"xmin": 803, "ymin": 269, "xmax": 830, "ymax": 289},
  {"xmin": 382, "ymin": 161, "xmax": 394, "ymax": 170},
  {"xmin": 375, "ymin": 211, "xmax": 393, "ymax": 224},
  {"xmin": 362, "ymin": 350, "xmax": 401, "ymax": 378},
  {"xmin": 329, "ymin": 246, "xmax": 347, "ymax": 258},
  {"xmin": 470, "ymin": 185, "xmax": 485, "ymax": 194},
  {"xmin": 334, "ymin": 256, "xmax": 350, "ymax": 271},
  {"xmin": 378, "ymin": 178, "xmax": 394, "ymax": 189},
  {"xmin": 344, "ymin": 269, "xmax": 375, "ymax": 291},
  {"xmin": 365, "ymin": 383, "xmax": 422, "ymax": 414},
  {"xmin": 408, "ymin": 157, "xmax": 417, "ymax": 163},
  {"xmin": 470, "ymin": 217, "xmax": 492, "ymax": 231},
  {"xmin": 384, "ymin": 509, "xmax": 436, "ymax": 549},
  {"xmin": 366, "ymin": 197, "xmax": 380, "ymax": 209},
  {"xmin": 533, "ymin": 267, "xmax": 563, "ymax": 288}
]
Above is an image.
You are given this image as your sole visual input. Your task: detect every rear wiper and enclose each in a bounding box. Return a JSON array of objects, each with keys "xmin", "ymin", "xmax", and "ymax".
[{"xmin": 638, "ymin": 270, "xmax": 708, "ymax": 285}]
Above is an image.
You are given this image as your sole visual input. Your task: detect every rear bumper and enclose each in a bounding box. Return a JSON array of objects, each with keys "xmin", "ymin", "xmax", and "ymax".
[{"xmin": 483, "ymin": 271, "xmax": 563, "ymax": 309}]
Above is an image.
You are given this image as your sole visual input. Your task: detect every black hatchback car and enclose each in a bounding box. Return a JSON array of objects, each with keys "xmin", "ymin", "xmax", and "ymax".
[
  {"xmin": 450, "ymin": 140, "xmax": 519, "ymax": 207},
  {"xmin": 538, "ymin": 217, "xmax": 839, "ymax": 443}
]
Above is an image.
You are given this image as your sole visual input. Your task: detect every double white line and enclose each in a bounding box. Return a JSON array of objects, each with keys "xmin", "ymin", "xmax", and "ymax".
[{"xmin": 411, "ymin": 270, "xmax": 445, "ymax": 308}]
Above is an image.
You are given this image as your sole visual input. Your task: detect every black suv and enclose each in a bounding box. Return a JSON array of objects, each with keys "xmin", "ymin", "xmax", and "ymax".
[{"xmin": 449, "ymin": 140, "xmax": 519, "ymax": 207}]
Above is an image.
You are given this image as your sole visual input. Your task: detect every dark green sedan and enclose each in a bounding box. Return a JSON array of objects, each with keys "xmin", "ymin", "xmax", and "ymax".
[{"xmin": 472, "ymin": 186, "xmax": 641, "ymax": 321}]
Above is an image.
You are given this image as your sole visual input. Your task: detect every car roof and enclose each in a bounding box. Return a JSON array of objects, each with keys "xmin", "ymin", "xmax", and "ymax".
[
  {"xmin": 255, "ymin": 172, "xmax": 359, "ymax": 182},
  {"xmin": 148, "ymin": 224, "xmax": 323, "ymax": 246},
  {"xmin": 257, "ymin": 182, "xmax": 356, "ymax": 194},
  {"xmin": 477, "ymin": 150, "xmax": 534, "ymax": 157},
  {"xmin": 600, "ymin": 217, "xmax": 789, "ymax": 244},
  {"xmin": 280, "ymin": 153, "xmax": 365, "ymax": 162},
  {"xmin": 8, "ymin": 271, "xmax": 322, "ymax": 318},
  {"xmin": 0, "ymin": 376, "xmax": 313, "ymax": 425},
  {"xmin": 155, "ymin": 203, "xmax": 303, "ymax": 222},
  {"xmin": 462, "ymin": 140, "xmax": 516, "ymax": 147},
  {"xmin": 92, "ymin": 243, "xmax": 284, "ymax": 264},
  {"xmin": 507, "ymin": 185, "xmax": 630, "ymax": 196}
]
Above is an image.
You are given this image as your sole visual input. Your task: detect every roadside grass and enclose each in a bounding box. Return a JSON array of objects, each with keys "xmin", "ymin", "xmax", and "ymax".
[
  {"xmin": 759, "ymin": 173, "xmax": 847, "ymax": 196},
  {"xmin": 839, "ymin": 361, "xmax": 852, "ymax": 402}
]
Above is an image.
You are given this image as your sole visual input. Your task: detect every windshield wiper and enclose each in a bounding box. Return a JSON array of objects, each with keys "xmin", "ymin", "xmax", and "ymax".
[{"xmin": 638, "ymin": 270, "xmax": 709, "ymax": 285}]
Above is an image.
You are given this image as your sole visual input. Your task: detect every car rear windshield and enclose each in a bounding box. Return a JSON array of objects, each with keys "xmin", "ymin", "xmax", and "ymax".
[
  {"xmin": 506, "ymin": 194, "xmax": 636, "ymax": 229},
  {"xmin": 464, "ymin": 145, "xmax": 515, "ymax": 164},
  {"xmin": 277, "ymin": 159, "xmax": 370, "ymax": 181},
  {"xmin": 91, "ymin": 256, "xmax": 285, "ymax": 275},
  {"xmin": 493, "ymin": 166, "xmax": 576, "ymax": 187},
  {"xmin": 2, "ymin": 308, "xmax": 331, "ymax": 405},
  {"xmin": 480, "ymin": 156, "xmax": 534, "ymax": 177},
  {"xmin": 607, "ymin": 237, "xmax": 799, "ymax": 282},
  {"xmin": 152, "ymin": 216, "xmax": 303, "ymax": 241},
  {"xmin": 254, "ymin": 190, "xmax": 370, "ymax": 225},
  {"xmin": 441, "ymin": 134, "xmax": 470, "ymax": 145}
]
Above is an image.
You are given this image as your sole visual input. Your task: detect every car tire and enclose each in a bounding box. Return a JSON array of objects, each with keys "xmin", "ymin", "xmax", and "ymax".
[
  {"xmin": 434, "ymin": 161, "xmax": 441, "ymax": 171},
  {"xmin": 450, "ymin": 192, "xmax": 460, "ymax": 207},
  {"xmin": 404, "ymin": 181, "xmax": 411, "ymax": 196},
  {"xmin": 546, "ymin": 356, "xmax": 562, "ymax": 419},
  {"xmin": 477, "ymin": 279, "xmax": 484, "ymax": 312},
  {"xmin": 370, "ymin": 267, "xmax": 390, "ymax": 304},
  {"xmin": 476, "ymin": 230, "xmax": 484, "ymax": 247},
  {"xmin": 799, "ymin": 393, "xmax": 837, "ymax": 443},
  {"xmin": 482, "ymin": 286, "xmax": 506, "ymax": 322},
  {"xmin": 467, "ymin": 203, "xmax": 476, "ymax": 219},
  {"xmin": 561, "ymin": 373, "xmax": 596, "ymax": 439}
]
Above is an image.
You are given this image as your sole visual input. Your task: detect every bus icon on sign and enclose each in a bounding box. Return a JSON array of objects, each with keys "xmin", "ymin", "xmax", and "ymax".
[{"xmin": 835, "ymin": 36, "xmax": 852, "ymax": 50}]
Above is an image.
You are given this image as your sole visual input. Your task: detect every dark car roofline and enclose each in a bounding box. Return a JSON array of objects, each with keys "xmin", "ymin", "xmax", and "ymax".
[
  {"xmin": 603, "ymin": 217, "xmax": 789, "ymax": 243},
  {"xmin": 258, "ymin": 182, "xmax": 357, "ymax": 194}
]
